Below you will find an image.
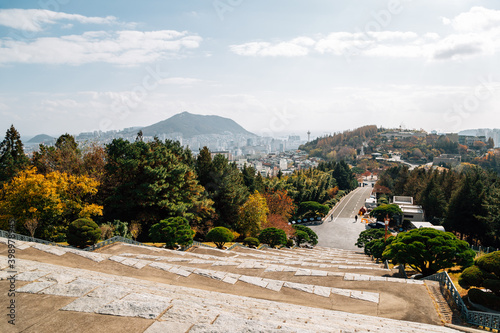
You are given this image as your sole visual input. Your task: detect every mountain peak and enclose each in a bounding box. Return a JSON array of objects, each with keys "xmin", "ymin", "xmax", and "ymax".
[{"xmin": 141, "ymin": 112, "xmax": 255, "ymax": 138}]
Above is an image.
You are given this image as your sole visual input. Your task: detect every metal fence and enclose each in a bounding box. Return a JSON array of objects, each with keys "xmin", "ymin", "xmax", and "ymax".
[
  {"xmin": 423, "ymin": 271, "xmax": 500, "ymax": 330},
  {"xmin": 470, "ymin": 245, "xmax": 499, "ymax": 254},
  {"xmin": 82, "ymin": 236, "xmax": 149, "ymax": 251},
  {"xmin": 0, "ymin": 229, "xmax": 78, "ymax": 249}
]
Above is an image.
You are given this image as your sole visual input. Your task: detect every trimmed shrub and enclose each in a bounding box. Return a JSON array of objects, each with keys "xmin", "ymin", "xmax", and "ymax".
[
  {"xmin": 149, "ymin": 217, "xmax": 194, "ymax": 249},
  {"xmin": 468, "ymin": 288, "xmax": 500, "ymax": 311},
  {"xmin": 67, "ymin": 218, "xmax": 101, "ymax": 248},
  {"xmin": 293, "ymin": 225, "xmax": 318, "ymax": 246},
  {"xmin": 294, "ymin": 230, "xmax": 309, "ymax": 247},
  {"xmin": 206, "ymin": 227, "xmax": 234, "ymax": 249},
  {"xmin": 243, "ymin": 237, "xmax": 259, "ymax": 247},
  {"xmin": 258, "ymin": 228, "xmax": 287, "ymax": 248}
]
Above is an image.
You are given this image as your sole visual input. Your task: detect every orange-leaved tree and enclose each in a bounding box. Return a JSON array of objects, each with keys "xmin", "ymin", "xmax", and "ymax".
[{"xmin": 0, "ymin": 167, "xmax": 102, "ymax": 240}]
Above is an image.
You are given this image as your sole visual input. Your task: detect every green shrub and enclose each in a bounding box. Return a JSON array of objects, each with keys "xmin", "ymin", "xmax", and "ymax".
[
  {"xmin": 293, "ymin": 225, "xmax": 318, "ymax": 246},
  {"xmin": 243, "ymin": 237, "xmax": 259, "ymax": 247},
  {"xmin": 149, "ymin": 217, "xmax": 194, "ymax": 249},
  {"xmin": 258, "ymin": 228, "xmax": 287, "ymax": 248},
  {"xmin": 66, "ymin": 218, "xmax": 101, "ymax": 248},
  {"xmin": 294, "ymin": 230, "xmax": 309, "ymax": 247},
  {"xmin": 206, "ymin": 227, "xmax": 234, "ymax": 249},
  {"xmin": 459, "ymin": 265, "xmax": 489, "ymax": 289},
  {"xmin": 355, "ymin": 228, "xmax": 385, "ymax": 250},
  {"xmin": 286, "ymin": 238, "xmax": 294, "ymax": 248},
  {"xmin": 475, "ymin": 251, "xmax": 500, "ymax": 276},
  {"xmin": 468, "ymin": 288, "xmax": 500, "ymax": 311}
]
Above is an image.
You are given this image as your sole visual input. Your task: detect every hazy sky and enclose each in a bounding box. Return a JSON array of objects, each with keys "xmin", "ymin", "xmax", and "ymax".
[{"xmin": 1, "ymin": 1, "xmax": 500, "ymax": 139}]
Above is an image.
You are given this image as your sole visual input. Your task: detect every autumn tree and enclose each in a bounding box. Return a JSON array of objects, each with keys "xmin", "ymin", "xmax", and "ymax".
[
  {"xmin": 33, "ymin": 135, "xmax": 106, "ymax": 182},
  {"xmin": 237, "ymin": 191, "xmax": 269, "ymax": 237},
  {"xmin": 0, "ymin": 125, "xmax": 29, "ymax": 183},
  {"xmin": 0, "ymin": 167, "xmax": 103, "ymax": 240}
]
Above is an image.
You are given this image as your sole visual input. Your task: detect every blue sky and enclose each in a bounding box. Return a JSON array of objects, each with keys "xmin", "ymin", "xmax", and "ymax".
[{"xmin": 1, "ymin": 0, "xmax": 500, "ymax": 139}]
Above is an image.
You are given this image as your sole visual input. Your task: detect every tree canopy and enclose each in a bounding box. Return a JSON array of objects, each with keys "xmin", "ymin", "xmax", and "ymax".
[
  {"xmin": 149, "ymin": 217, "xmax": 194, "ymax": 248},
  {"xmin": 258, "ymin": 227, "xmax": 287, "ymax": 248},
  {"xmin": 0, "ymin": 125, "xmax": 28, "ymax": 183},
  {"xmin": 102, "ymin": 138, "xmax": 213, "ymax": 240},
  {"xmin": 383, "ymin": 228, "xmax": 475, "ymax": 276},
  {"xmin": 206, "ymin": 226, "xmax": 234, "ymax": 249}
]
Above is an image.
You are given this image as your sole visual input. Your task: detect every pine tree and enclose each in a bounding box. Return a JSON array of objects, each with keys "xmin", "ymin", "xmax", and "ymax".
[{"xmin": 0, "ymin": 125, "xmax": 29, "ymax": 183}]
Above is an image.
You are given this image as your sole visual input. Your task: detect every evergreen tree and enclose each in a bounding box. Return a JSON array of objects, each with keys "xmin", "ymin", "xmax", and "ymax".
[
  {"xmin": 418, "ymin": 178, "xmax": 446, "ymax": 222},
  {"xmin": 445, "ymin": 169, "xmax": 489, "ymax": 243},
  {"xmin": 102, "ymin": 139, "xmax": 212, "ymax": 239},
  {"xmin": 0, "ymin": 125, "xmax": 28, "ymax": 182},
  {"xmin": 195, "ymin": 148, "xmax": 249, "ymax": 229}
]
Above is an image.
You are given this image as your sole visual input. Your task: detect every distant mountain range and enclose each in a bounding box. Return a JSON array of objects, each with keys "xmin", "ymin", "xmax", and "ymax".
[
  {"xmin": 140, "ymin": 111, "xmax": 256, "ymax": 138},
  {"xmin": 27, "ymin": 134, "xmax": 55, "ymax": 143}
]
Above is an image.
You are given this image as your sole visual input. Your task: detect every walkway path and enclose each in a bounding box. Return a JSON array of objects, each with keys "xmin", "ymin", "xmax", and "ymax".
[{"xmin": 310, "ymin": 185, "xmax": 374, "ymax": 251}]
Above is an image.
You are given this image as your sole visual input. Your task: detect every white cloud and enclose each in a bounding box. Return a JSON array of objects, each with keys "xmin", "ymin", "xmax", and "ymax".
[
  {"xmin": 158, "ymin": 77, "xmax": 205, "ymax": 85},
  {"xmin": 229, "ymin": 38, "xmax": 311, "ymax": 57},
  {"xmin": 442, "ymin": 6, "xmax": 500, "ymax": 32},
  {"xmin": 0, "ymin": 30, "xmax": 202, "ymax": 65},
  {"xmin": 0, "ymin": 8, "xmax": 118, "ymax": 32}
]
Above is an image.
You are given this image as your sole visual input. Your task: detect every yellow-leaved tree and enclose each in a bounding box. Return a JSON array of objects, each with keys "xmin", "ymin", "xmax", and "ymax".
[
  {"xmin": 0, "ymin": 167, "xmax": 102, "ymax": 240},
  {"xmin": 237, "ymin": 191, "xmax": 269, "ymax": 237}
]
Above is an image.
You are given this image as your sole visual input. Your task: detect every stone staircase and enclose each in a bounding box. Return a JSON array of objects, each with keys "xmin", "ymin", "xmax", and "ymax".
[{"xmin": 0, "ymin": 237, "xmax": 462, "ymax": 332}]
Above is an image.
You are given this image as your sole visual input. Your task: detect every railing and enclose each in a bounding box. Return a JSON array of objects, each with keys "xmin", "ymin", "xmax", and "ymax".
[
  {"xmin": 181, "ymin": 240, "xmax": 217, "ymax": 251},
  {"xmin": 82, "ymin": 236, "xmax": 149, "ymax": 251},
  {"xmin": 0, "ymin": 229, "xmax": 78, "ymax": 249},
  {"xmin": 470, "ymin": 245, "xmax": 499, "ymax": 254},
  {"xmin": 424, "ymin": 271, "xmax": 500, "ymax": 330}
]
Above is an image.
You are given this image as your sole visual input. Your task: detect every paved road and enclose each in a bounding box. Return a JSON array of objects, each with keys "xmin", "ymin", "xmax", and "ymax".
[{"xmin": 309, "ymin": 184, "xmax": 374, "ymax": 251}]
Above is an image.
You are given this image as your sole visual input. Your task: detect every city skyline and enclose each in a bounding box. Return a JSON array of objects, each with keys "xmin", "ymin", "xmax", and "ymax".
[{"xmin": 1, "ymin": 1, "xmax": 500, "ymax": 138}]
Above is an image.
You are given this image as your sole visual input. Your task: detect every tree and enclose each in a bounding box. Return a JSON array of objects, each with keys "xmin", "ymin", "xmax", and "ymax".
[
  {"xmin": 263, "ymin": 189, "xmax": 296, "ymax": 220},
  {"xmin": 263, "ymin": 214, "xmax": 294, "ymax": 237},
  {"xmin": 370, "ymin": 204, "xmax": 402, "ymax": 223},
  {"xmin": 293, "ymin": 224, "xmax": 318, "ymax": 246},
  {"xmin": 103, "ymin": 139, "xmax": 213, "ymax": 240},
  {"xmin": 365, "ymin": 236, "xmax": 394, "ymax": 260},
  {"xmin": 237, "ymin": 191, "xmax": 268, "ymax": 237},
  {"xmin": 195, "ymin": 147, "xmax": 248, "ymax": 229},
  {"xmin": 0, "ymin": 125, "xmax": 29, "ymax": 183},
  {"xmin": 383, "ymin": 228, "xmax": 475, "ymax": 276},
  {"xmin": 110, "ymin": 220, "xmax": 129, "ymax": 238},
  {"xmin": 206, "ymin": 226, "xmax": 234, "ymax": 249},
  {"xmin": 0, "ymin": 167, "xmax": 103, "ymax": 240},
  {"xmin": 129, "ymin": 221, "xmax": 141, "ymax": 241},
  {"xmin": 99, "ymin": 224, "xmax": 115, "ymax": 240},
  {"xmin": 23, "ymin": 218, "xmax": 39, "ymax": 238},
  {"xmin": 294, "ymin": 230, "xmax": 309, "ymax": 247},
  {"xmin": 418, "ymin": 178, "xmax": 446, "ymax": 222},
  {"xmin": 444, "ymin": 169, "xmax": 489, "ymax": 243},
  {"xmin": 258, "ymin": 228, "xmax": 287, "ymax": 248},
  {"xmin": 296, "ymin": 201, "xmax": 329, "ymax": 219},
  {"xmin": 243, "ymin": 237, "xmax": 259, "ymax": 247},
  {"xmin": 355, "ymin": 228, "xmax": 385, "ymax": 251},
  {"xmin": 459, "ymin": 251, "xmax": 500, "ymax": 311},
  {"xmin": 66, "ymin": 218, "xmax": 101, "ymax": 248},
  {"xmin": 149, "ymin": 217, "xmax": 194, "ymax": 248}
]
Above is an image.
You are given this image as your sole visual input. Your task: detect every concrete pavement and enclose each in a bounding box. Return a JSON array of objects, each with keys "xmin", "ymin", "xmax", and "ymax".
[{"xmin": 310, "ymin": 185, "xmax": 374, "ymax": 251}]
